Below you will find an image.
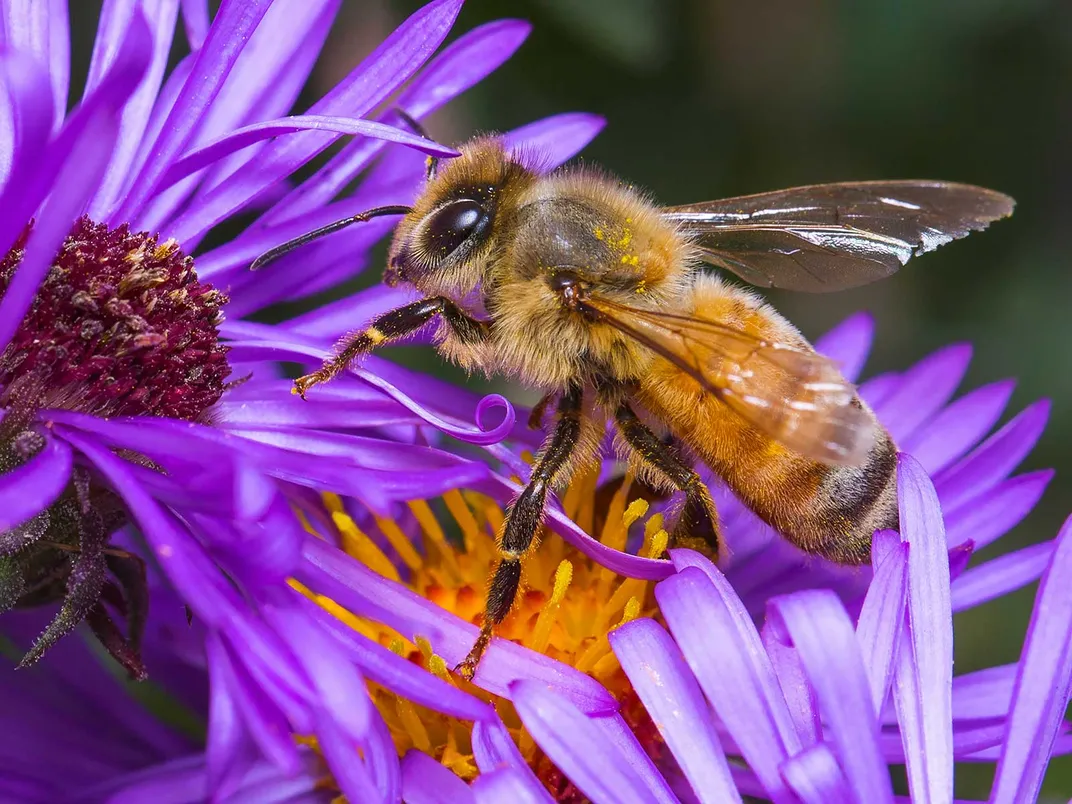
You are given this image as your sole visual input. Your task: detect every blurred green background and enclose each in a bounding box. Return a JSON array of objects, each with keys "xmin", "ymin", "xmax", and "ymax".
[
  {"xmin": 67, "ymin": 0, "xmax": 1071, "ymax": 798},
  {"xmin": 311, "ymin": 1, "xmax": 1072, "ymax": 798}
]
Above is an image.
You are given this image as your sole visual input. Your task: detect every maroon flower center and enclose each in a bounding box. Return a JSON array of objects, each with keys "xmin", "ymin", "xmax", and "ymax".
[{"xmin": 0, "ymin": 217, "xmax": 230, "ymax": 421}]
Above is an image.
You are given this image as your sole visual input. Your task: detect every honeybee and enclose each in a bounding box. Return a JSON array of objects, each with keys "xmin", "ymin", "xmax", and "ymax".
[{"xmin": 254, "ymin": 130, "xmax": 1012, "ymax": 679}]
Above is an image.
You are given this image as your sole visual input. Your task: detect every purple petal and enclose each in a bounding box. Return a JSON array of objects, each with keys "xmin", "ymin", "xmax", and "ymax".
[
  {"xmin": 767, "ymin": 591, "xmax": 893, "ymax": 804},
  {"xmin": 0, "ymin": 14, "xmax": 151, "ymax": 354},
  {"xmin": 0, "ymin": 1, "xmax": 67, "ymax": 127},
  {"xmin": 288, "ymin": 284, "xmax": 420, "ymax": 339},
  {"xmin": 764, "ymin": 618, "xmax": 823, "ymax": 748},
  {"xmin": 0, "ymin": 433, "xmax": 72, "ymax": 531},
  {"xmin": 934, "ymin": 400, "xmax": 1050, "ymax": 513},
  {"xmin": 206, "ymin": 633, "xmax": 302, "ymax": 775},
  {"xmin": 267, "ymin": 18, "xmax": 533, "ymax": 225},
  {"xmin": 206, "ymin": 658, "xmax": 260, "ymax": 801},
  {"xmin": 314, "ymin": 712, "xmax": 384, "ymax": 803},
  {"xmin": 503, "ymin": 113, "xmax": 606, "ymax": 173},
  {"xmin": 872, "ymin": 344, "xmax": 971, "ymax": 442},
  {"xmin": 780, "ymin": 743, "xmax": 855, "ymax": 804},
  {"xmin": 945, "ymin": 470, "xmax": 1052, "ymax": 551},
  {"xmin": 611, "ymin": 618, "xmax": 743, "ymax": 804},
  {"xmin": 951, "ymin": 541, "xmax": 1055, "ymax": 613},
  {"xmin": 400, "ymin": 749, "xmax": 474, "ymax": 804},
  {"xmin": 0, "ymin": 51, "xmax": 53, "ymax": 219},
  {"xmin": 471, "ymin": 716, "xmax": 536, "ymax": 774},
  {"xmin": 511, "ymin": 680, "xmax": 659, "ymax": 804},
  {"xmin": 948, "ymin": 664, "xmax": 1015, "ymax": 722},
  {"xmin": 220, "ymin": 324, "xmax": 519, "ymax": 446},
  {"xmin": 85, "ymin": 0, "xmax": 181, "ymax": 218},
  {"xmin": 472, "ymin": 768, "xmax": 554, "ymax": 804},
  {"xmin": 166, "ymin": 0, "xmax": 463, "ymax": 244},
  {"xmin": 856, "ymin": 530, "xmax": 908, "ymax": 715},
  {"xmin": 260, "ymin": 600, "xmax": 372, "ymax": 743},
  {"xmin": 159, "ymin": 115, "xmax": 456, "ymax": 191},
  {"xmin": 900, "ymin": 379, "xmax": 1015, "ymax": 475},
  {"xmin": 180, "ymin": 0, "xmax": 208, "ymax": 51},
  {"xmin": 657, "ymin": 561, "xmax": 800, "ymax": 800},
  {"xmin": 990, "ymin": 514, "xmax": 1072, "ymax": 803},
  {"xmin": 298, "ymin": 536, "xmax": 618, "ymax": 715},
  {"xmin": 299, "ymin": 594, "xmax": 493, "ymax": 723},
  {"xmin": 813, "ymin": 311, "xmax": 874, "ymax": 382},
  {"xmin": 859, "ymin": 372, "xmax": 901, "ymax": 409},
  {"xmin": 55, "ymin": 428, "xmax": 245, "ymax": 629},
  {"xmin": 112, "ymin": 0, "xmax": 274, "ymax": 222},
  {"xmin": 893, "ymin": 454, "xmax": 953, "ymax": 803}
]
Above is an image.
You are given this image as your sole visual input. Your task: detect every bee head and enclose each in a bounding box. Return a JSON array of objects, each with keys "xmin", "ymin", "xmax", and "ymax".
[{"xmin": 385, "ymin": 137, "xmax": 536, "ymax": 298}]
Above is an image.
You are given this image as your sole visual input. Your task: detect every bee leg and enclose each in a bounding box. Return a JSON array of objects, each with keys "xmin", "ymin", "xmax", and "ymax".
[
  {"xmin": 456, "ymin": 384, "xmax": 584, "ymax": 680},
  {"xmin": 294, "ymin": 297, "xmax": 488, "ymax": 398},
  {"xmin": 614, "ymin": 402, "xmax": 722, "ymax": 560}
]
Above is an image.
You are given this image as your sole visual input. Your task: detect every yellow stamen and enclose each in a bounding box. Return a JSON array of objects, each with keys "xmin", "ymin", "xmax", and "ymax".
[
  {"xmin": 530, "ymin": 560, "xmax": 573, "ymax": 655},
  {"xmin": 301, "ymin": 479, "xmax": 671, "ymax": 799},
  {"xmin": 375, "ymin": 514, "xmax": 423, "ymax": 571},
  {"xmin": 333, "ymin": 511, "xmax": 400, "ymax": 582}
]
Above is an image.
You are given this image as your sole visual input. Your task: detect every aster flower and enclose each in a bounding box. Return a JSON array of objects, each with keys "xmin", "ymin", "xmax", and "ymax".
[
  {"xmin": 0, "ymin": 0, "xmax": 605, "ymax": 797},
  {"xmin": 288, "ymin": 312, "xmax": 1071, "ymax": 801}
]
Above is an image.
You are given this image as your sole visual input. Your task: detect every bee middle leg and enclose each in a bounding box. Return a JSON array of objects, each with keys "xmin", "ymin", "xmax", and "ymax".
[
  {"xmin": 614, "ymin": 402, "xmax": 722, "ymax": 560},
  {"xmin": 456, "ymin": 384, "xmax": 584, "ymax": 680}
]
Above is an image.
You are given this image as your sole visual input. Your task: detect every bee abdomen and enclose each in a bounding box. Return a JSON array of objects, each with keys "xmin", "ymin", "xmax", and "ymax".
[{"xmin": 806, "ymin": 425, "xmax": 899, "ymax": 565}]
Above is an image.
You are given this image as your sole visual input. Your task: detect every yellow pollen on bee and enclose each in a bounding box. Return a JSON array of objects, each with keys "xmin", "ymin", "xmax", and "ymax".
[
  {"xmin": 593, "ymin": 227, "xmax": 604, "ymax": 240},
  {"xmin": 291, "ymin": 474, "xmax": 668, "ymax": 795},
  {"xmin": 620, "ymin": 254, "xmax": 640, "ymax": 267},
  {"xmin": 365, "ymin": 326, "xmax": 386, "ymax": 345}
]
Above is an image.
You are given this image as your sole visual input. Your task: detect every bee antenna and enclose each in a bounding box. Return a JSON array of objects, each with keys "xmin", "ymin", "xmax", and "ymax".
[
  {"xmin": 393, "ymin": 108, "xmax": 439, "ymax": 181},
  {"xmin": 249, "ymin": 205, "xmax": 413, "ymax": 271}
]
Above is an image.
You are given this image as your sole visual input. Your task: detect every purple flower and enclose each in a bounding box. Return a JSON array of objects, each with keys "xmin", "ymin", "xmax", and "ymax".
[
  {"xmin": 290, "ymin": 313, "xmax": 1072, "ymax": 802},
  {"xmin": 0, "ymin": 0, "xmax": 604, "ymax": 799}
]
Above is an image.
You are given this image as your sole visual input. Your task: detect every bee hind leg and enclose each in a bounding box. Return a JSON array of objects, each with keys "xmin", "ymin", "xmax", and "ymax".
[
  {"xmin": 614, "ymin": 402, "xmax": 722, "ymax": 561},
  {"xmin": 456, "ymin": 384, "xmax": 584, "ymax": 681}
]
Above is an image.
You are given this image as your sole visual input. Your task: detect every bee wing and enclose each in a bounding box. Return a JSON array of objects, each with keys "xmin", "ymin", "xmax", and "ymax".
[
  {"xmin": 662, "ymin": 181, "xmax": 1014, "ymax": 292},
  {"xmin": 585, "ymin": 297, "xmax": 876, "ymax": 465}
]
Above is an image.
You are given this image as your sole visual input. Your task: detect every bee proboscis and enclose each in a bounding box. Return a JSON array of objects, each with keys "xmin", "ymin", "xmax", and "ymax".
[{"xmin": 254, "ymin": 128, "xmax": 1013, "ymax": 679}]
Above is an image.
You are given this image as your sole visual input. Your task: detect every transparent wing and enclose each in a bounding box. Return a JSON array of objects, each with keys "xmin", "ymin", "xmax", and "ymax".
[
  {"xmin": 662, "ymin": 180, "xmax": 1014, "ymax": 292},
  {"xmin": 585, "ymin": 297, "xmax": 876, "ymax": 465}
]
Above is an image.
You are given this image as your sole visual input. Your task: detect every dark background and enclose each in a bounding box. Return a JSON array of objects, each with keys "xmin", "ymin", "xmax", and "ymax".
[
  {"xmin": 314, "ymin": 1, "xmax": 1072, "ymax": 798},
  {"xmin": 69, "ymin": 0, "xmax": 1071, "ymax": 799}
]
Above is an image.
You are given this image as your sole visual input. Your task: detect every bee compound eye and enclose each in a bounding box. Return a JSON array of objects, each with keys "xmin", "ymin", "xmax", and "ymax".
[{"xmin": 425, "ymin": 199, "xmax": 489, "ymax": 256}]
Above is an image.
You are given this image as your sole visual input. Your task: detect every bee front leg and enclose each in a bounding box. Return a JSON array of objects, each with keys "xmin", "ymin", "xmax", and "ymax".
[
  {"xmin": 294, "ymin": 297, "xmax": 488, "ymax": 398},
  {"xmin": 456, "ymin": 383, "xmax": 584, "ymax": 680},
  {"xmin": 614, "ymin": 402, "xmax": 722, "ymax": 560}
]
